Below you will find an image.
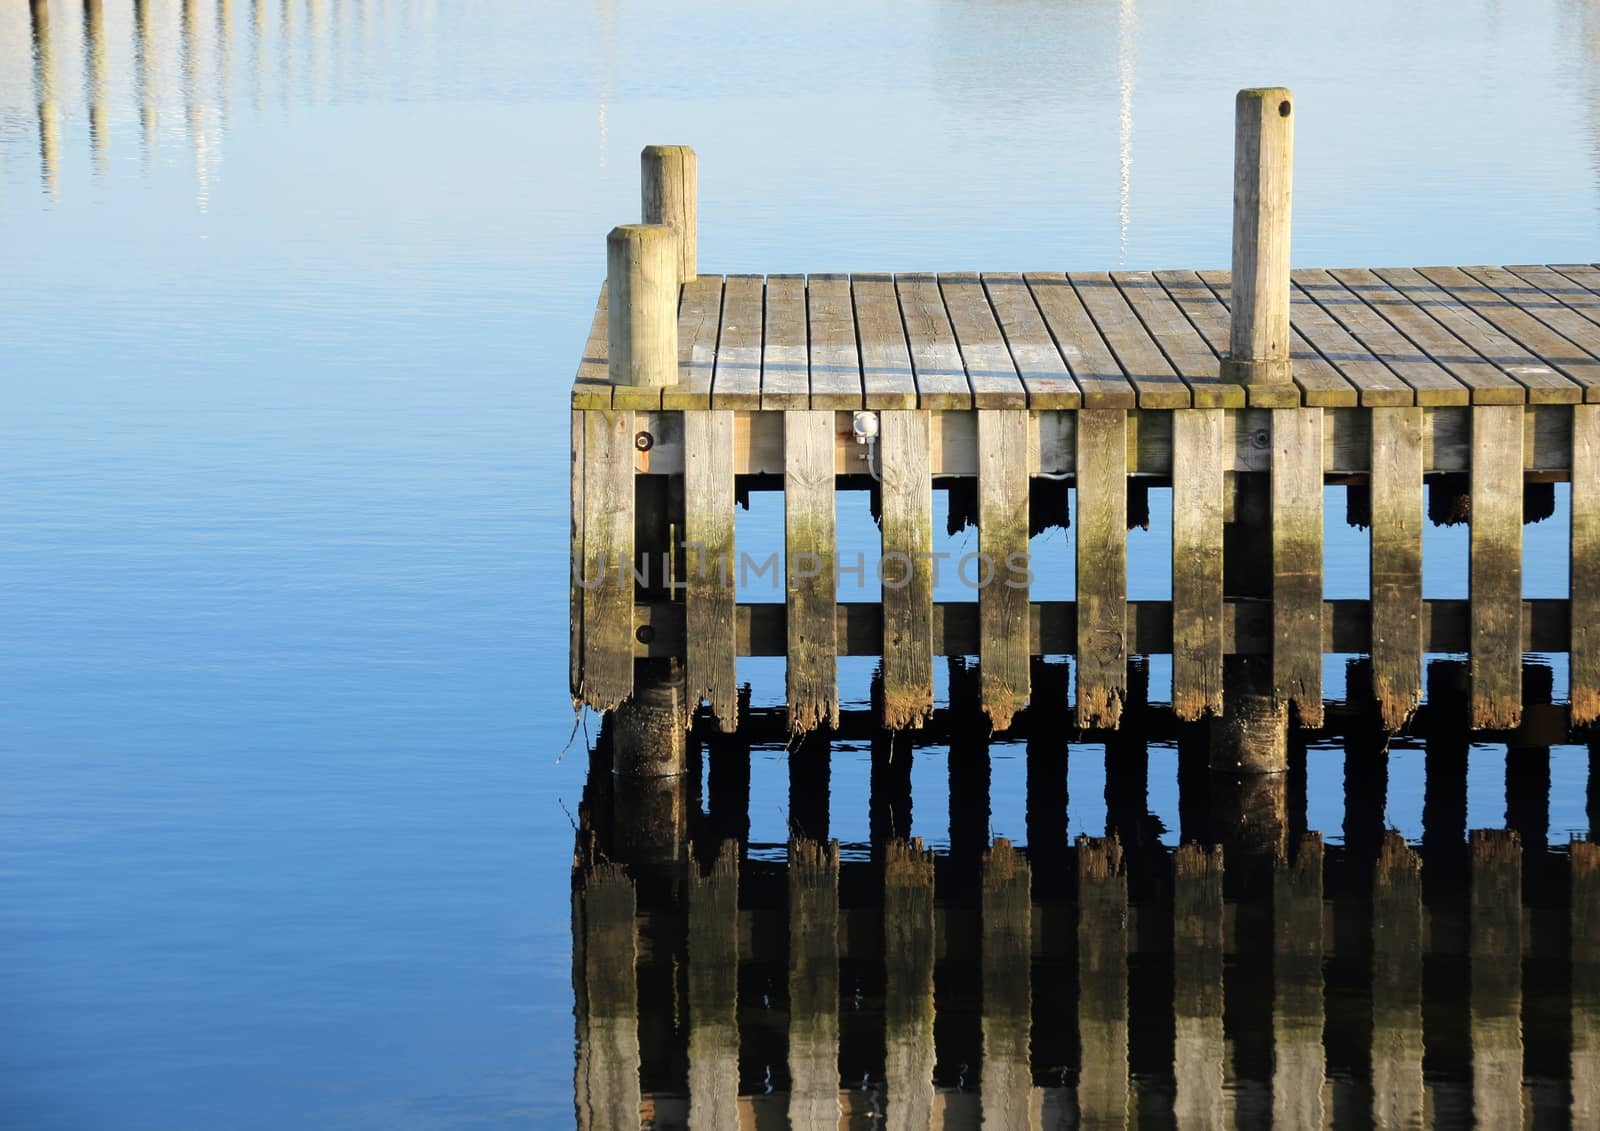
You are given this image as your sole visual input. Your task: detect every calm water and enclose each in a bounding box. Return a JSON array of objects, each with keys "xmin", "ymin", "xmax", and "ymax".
[{"xmin": 2, "ymin": 0, "xmax": 1599, "ymax": 1127}]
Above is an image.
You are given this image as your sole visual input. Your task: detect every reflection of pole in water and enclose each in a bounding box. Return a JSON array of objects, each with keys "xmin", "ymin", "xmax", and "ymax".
[
  {"xmin": 1076, "ymin": 835, "xmax": 1130, "ymax": 1127},
  {"xmin": 29, "ymin": 0, "xmax": 59, "ymax": 196},
  {"xmin": 1116, "ymin": 0, "xmax": 1135, "ymax": 265},
  {"xmin": 883, "ymin": 839, "xmax": 935, "ymax": 1131},
  {"xmin": 686, "ymin": 843, "xmax": 740, "ymax": 1131},
  {"xmin": 1468, "ymin": 829, "xmax": 1523, "ymax": 1128},
  {"xmin": 787, "ymin": 838, "xmax": 841, "ymax": 1131},
  {"xmin": 1371, "ymin": 833, "xmax": 1424, "ymax": 1130},
  {"xmin": 980, "ymin": 841, "xmax": 1035, "ymax": 1131},
  {"xmin": 251, "ymin": 0, "xmax": 265, "ymax": 109},
  {"xmin": 83, "ymin": 0, "xmax": 109, "ymax": 174},
  {"xmin": 1172, "ymin": 842, "xmax": 1225, "ymax": 1131},
  {"xmin": 280, "ymin": 0, "xmax": 294, "ymax": 109},
  {"xmin": 1270, "ymin": 833, "xmax": 1324, "ymax": 1130},
  {"xmin": 182, "ymin": 0, "xmax": 212, "ymax": 210},
  {"xmin": 134, "ymin": 0, "xmax": 157, "ymax": 164},
  {"xmin": 217, "ymin": 0, "xmax": 234, "ymax": 123}
]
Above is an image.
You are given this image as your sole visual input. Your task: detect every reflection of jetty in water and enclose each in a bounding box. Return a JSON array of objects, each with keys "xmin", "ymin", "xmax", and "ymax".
[{"xmin": 573, "ymin": 663, "xmax": 1600, "ymax": 1129}]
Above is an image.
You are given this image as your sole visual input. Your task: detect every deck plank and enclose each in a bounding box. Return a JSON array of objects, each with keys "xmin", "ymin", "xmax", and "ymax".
[
  {"xmin": 941, "ymin": 273, "xmax": 1027, "ymax": 409},
  {"xmin": 1192, "ymin": 269, "xmax": 1359, "ymax": 407},
  {"xmin": 1507, "ymin": 265, "xmax": 1600, "ymax": 332},
  {"xmin": 851, "ymin": 274, "xmax": 919, "ymax": 410},
  {"xmin": 761, "ymin": 274, "xmax": 810, "ymax": 410},
  {"xmin": 982, "ymin": 273, "xmax": 1081, "ymax": 409},
  {"xmin": 572, "ymin": 284, "xmax": 613, "ymax": 409},
  {"xmin": 1076, "ymin": 408, "xmax": 1129, "ymax": 728},
  {"xmin": 1113, "ymin": 271, "xmax": 1244, "ymax": 409},
  {"xmin": 1070, "ymin": 271, "xmax": 1192, "ymax": 409},
  {"xmin": 807, "ymin": 275, "xmax": 864, "ymax": 409},
  {"xmin": 662, "ymin": 275, "xmax": 724, "ymax": 411},
  {"xmin": 712, "ymin": 275, "xmax": 764, "ymax": 410},
  {"xmin": 1024, "ymin": 273, "xmax": 1137, "ymax": 409},
  {"xmin": 1469, "ymin": 405, "xmax": 1524, "ymax": 730},
  {"xmin": 898, "ymin": 273, "xmax": 973, "ymax": 410}
]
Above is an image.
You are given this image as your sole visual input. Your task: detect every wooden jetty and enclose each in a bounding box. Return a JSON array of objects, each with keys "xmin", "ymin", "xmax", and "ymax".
[{"xmin": 570, "ymin": 89, "xmax": 1600, "ymax": 773}]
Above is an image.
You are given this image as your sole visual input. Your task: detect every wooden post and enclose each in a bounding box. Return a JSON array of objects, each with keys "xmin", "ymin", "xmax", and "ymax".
[
  {"xmin": 1470, "ymin": 406, "xmax": 1525, "ymax": 731},
  {"xmin": 883, "ymin": 839, "xmax": 936, "ymax": 1131},
  {"xmin": 606, "ymin": 224, "xmax": 680, "ymax": 388},
  {"xmin": 1371, "ymin": 833, "xmax": 1424, "ymax": 1130},
  {"xmin": 786, "ymin": 410, "xmax": 840, "ymax": 733},
  {"xmin": 1077, "ymin": 409, "xmax": 1129, "ymax": 729},
  {"xmin": 880, "ymin": 410, "xmax": 935, "ymax": 730},
  {"xmin": 687, "ymin": 842, "xmax": 740, "ymax": 1131},
  {"xmin": 641, "ymin": 145, "xmax": 697, "ymax": 283},
  {"xmin": 1469, "ymin": 829, "xmax": 1523, "ymax": 1129},
  {"xmin": 1222, "ymin": 87, "xmax": 1294, "ymax": 387},
  {"xmin": 1172, "ymin": 843, "xmax": 1225, "ymax": 1131},
  {"xmin": 787, "ymin": 839, "xmax": 841, "ymax": 1131},
  {"xmin": 1171, "ymin": 410, "xmax": 1226, "ymax": 720},
  {"xmin": 981, "ymin": 841, "xmax": 1033, "ymax": 1131},
  {"xmin": 573, "ymin": 861, "xmax": 641, "ymax": 1131},
  {"xmin": 1271, "ymin": 833, "xmax": 1324, "ymax": 1130},
  {"xmin": 1370, "ymin": 407, "xmax": 1425, "ymax": 730},
  {"xmin": 1077, "ymin": 835, "xmax": 1130, "ymax": 1128}
]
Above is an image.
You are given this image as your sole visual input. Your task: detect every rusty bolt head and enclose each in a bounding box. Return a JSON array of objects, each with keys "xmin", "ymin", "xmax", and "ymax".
[
  {"xmin": 634, "ymin": 431, "xmax": 654, "ymax": 452},
  {"xmin": 635, "ymin": 624, "xmax": 655, "ymax": 644}
]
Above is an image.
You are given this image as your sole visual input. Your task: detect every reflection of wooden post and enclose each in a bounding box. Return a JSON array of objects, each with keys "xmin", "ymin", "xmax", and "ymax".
[
  {"xmin": 28, "ymin": 0, "xmax": 58, "ymax": 194},
  {"xmin": 1173, "ymin": 843, "xmax": 1225, "ymax": 1131},
  {"xmin": 1222, "ymin": 87, "xmax": 1294, "ymax": 387},
  {"xmin": 1469, "ymin": 829, "xmax": 1523, "ymax": 1128},
  {"xmin": 1371, "ymin": 833, "xmax": 1424, "ymax": 1129},
  {"xmin": 788, "ymin": 730, "xmax": 831, "ymax": 845},
  {"xmin": 687, "ymin": 842, "xmax": 739, "ymax": 1131},
  {"xmin": 573, "ymin": 861, "xmax": 641, "ymax": 1131},
  {"xmin": 788, "ymin": 839, "xmax": 841, "ymax": 1131},
  {"xmin": 870, "ymin": 726, "xmax": 914, "ymax": 853},
  {"xmin": 884, "ymin": 839, "xmax": 936, "ymax": 1131},
  {"xmin": 1270, "ymin": 833, "xmax": 1323, "ymax": 1130},
  {"xmin": 1573, "ymin": 840, "xmax": 1600, "ymax": 1126},
  {"xmin": 981, "ymin": 840, "xmax": 1034, "ymax": 1131},
  {"xmin": 1077, "ymin": 836, "xmax": 1129, "ymax": 1129},
  {"xmin": 84, "ymin": 0, "xmax": 109, "ymax": 172},
  {"xmin": 641, "ymin": 145, "xmax": 697, "ymax": 283}
]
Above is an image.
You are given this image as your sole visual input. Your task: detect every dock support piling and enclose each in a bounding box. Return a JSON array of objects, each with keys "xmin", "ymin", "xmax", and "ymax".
[
  {"xmin": 1222, "ymin": 87, "xmax": 1294, "ymax": 387},
  {"xmin": 641, "ymin": 145, "xmax": 697, "ymax": 283}
]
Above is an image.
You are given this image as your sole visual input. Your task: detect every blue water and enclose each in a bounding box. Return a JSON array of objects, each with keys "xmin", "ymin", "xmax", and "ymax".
[{"xmin": 3, "ymin": 0, "xmax": 1599, "ymax": 1126}]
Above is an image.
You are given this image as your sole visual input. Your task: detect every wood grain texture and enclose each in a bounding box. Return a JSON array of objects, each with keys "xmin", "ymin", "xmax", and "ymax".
[
  {"xmin": 1468, "ymin": 830, "xmax": 1524, "ymax": 1131},
  {"xmin": 711, "ymin": 275, "xmax": 763, "ymax": 410},
  {"xmin": 570, "ymin": 411, "xmax": 585, "ymax": 701},
  {"xmin": 852, "ymin": 274, "xmax": 919, "ymax": 409},
  {"xmin": 685, "ymin": 410, "xmax": 738, "ymax": 731},
  {"xmin": 573, "ymin": 862, "xmax": 640, "ymax": 1131},
  {"xmin": 579, "ymin": 409, "xmax": 635, "ymax": 711},
  {"xmin": 1271, "ymin": 834, "xmax": 1325, "ymax": 1131},
  {"xmin": 1171, "ymin": 409, "xmax": 1225, "ymax": 720},
  {"xmin": 1371, "ymin": 834, "xmax": 1424, "ymax": 1131},
  {"xmin": 978, "ymin": 409, "xmax": 1031, "ymax": 731},
  {"xmin": 606, "ymin": 224, "xmax": 678, "ymax": 407},
  {"xmin": 1194, "ymin": 269, "xmax": 1355, "ymax": 407},
  {"xmin": 787, "ymin": 838, "xmax": 841, "ymax": 1131},
  {"xmin": 1272, "ymin": 407, "xmax": 1324, "ymax": 725},
  {"xmin": 1025, "ymin": 273, "xmax": 1137, "ymax": 409},
  {"xmin": 1575, "ymin": 405, "xmax": 1600, "ymax": 727},
  {"xmin": 1297, "ymin": 268, "xmax": 1469, "ymax": 405},
  {"xmin": 662, "ymin": 275, "xmax": 723, "ymax": 410},
  {"xmin": 1076, "ymin": 408, "xmax": 1129, "ymax": 728},
  {"xmin": 572, "ymin": 284, "xmax": 613, "ymax": 409},
  {"xmin": 1072, "ymin": 271, "xmax": 1190, "ymax": 408},
  {"xmin": 1369, "ymin": 407, "xmax": 1424, "ymax": 731},
  {"xmin": 941, "ymin": 273, "xmax": 1026, "ymax": 408},
  {"xmin": 1115, "ymin": 271, "xmax": 1244, "ymax": 408},
  {"xmin": 785, "ymin": 410, "xmax": 839, "ymax": 733},
  {"xmin": 761, "ymin": 274, "xmax": 810, "ymax": 409},
  {"xmin": 879, "ymin": 411, "xmax": 934, "ymax": 731},
  {"xmin": 897, "ymin": 273, "xmax": 972, "ymax": 410},
  {"xmin": 1227, "ymin": 88, "xmax": 1294, "ymax": 386},
  {"xmin": 982, "ymin": 272, "xmax": 1081, "ymax": 408},
  {"xmin": 1470, "ymin": 405, "xmax": 1524, "ymax": 730},
  {"xmin": 807, "ymin": 274, "xmax": 863, "ymax": 409},
  {"xmin": 1172, "ymin": 843, "xmax": 1224, "ymax": 1131},
  {"xmin": 640, "ymin": 144, "xmax": 697, "ymax": 281}
]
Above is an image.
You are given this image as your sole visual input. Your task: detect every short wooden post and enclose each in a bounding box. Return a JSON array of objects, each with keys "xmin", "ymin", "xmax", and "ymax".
[
  {"xmin": 641, "ymin": 145, "xmax": 697, "ymax": 282},
  {"xmin": 606, "ymin": 223, "xmax": 680, "ymax": 388},
  {"xmin": 1222, "ymin": 87, "xmax": 1295, "ymax": 387}
]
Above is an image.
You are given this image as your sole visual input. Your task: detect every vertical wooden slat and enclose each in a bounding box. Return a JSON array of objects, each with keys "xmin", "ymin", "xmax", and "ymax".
[
  {"xmin": 573, "ymin": 862, "xmax": 640, "ymax": 1131},
  {"xmin": 687, "ymin": 842, "xmax": 740, "ymax": 1131},
  {"xmin": 1369, "ymin": 407, "xmax": 1424, "ymax": 731},
  {"xmin": 1172, "ymin": 843, "xmax": 1225, "ymax": 1131},
  {"xmin": 785, "ymin": 410, "xmax": 839, "ymax": 733},
  {"xmin": 1076, "ymin": 409, "xmax": 1129, "ymax": 729},
  {"xmin": 1572, "ymin": 839, "xmax": 1600, "ymax": 1127},
  {"xmin": 1470, "ymin": 405, "xmax": 1525, "ymax": 730},
  {"xmin": 1469, "ymin": 829, "xmax": 1523, "ymax": 1129},
  {"xmin": 788, "ymin": 838, "xmax": 841, "ymax": 1131},
  {"xmin": 580, "ymin": 409, "xmax": 636, "ymax": 711},
  {"xmin": 884, "ymin": 839, "xmax": 936, "ymax": 1131},
  {"xmin": 880, "ymin": 410, "xmax": 934, "ymax": 730},
  {"xmin": 1171, "ymin": 410, "xmax": 1225, "ymax": 721},
  {"xmin": 1272, "ymin": 407, "xmax": 1324, "ymax": 725},
  {"xmin": 1271, "ymin": 833, "xmax": 1324, "ymax": 1131},
  {"xmin": 980, "ymin": 840, "xmax": 1031, "ymax": 1131},
  {"xmin": 1573, "ymin": 405, "xmax": 1600, "ymax": 726},
  {"xmin": 979, "ymin": 409, "xmax": 1031, "ymax": 731},
  {"xmin": 570, "ymin": 409, "xmax": 585, "ymax": 702},
  {"xmin": 1371, "ymin": 833, "xmax": 1424, "ymax": 1130},
  {"xmin": 685, "ymin": 410, "xmax": 738, "ymax": 730},
  {"xmin": 1077, "ymin": 836, "xmax": 1129, "ymax": 1129}
]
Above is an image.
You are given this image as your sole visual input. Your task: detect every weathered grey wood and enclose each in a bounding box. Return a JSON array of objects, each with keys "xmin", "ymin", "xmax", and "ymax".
[
  {"xmin": 1271, "ymin": 834, "xmax": 1324, "ymax": 1131},
  {"xmin": 573, "ymin": 284, "xmax": 614, "ymax": 409},
  {"xmin": 687, "ymin": 842, "xmax": 739, "ymax": 1131},
  {"xmin": 980, "ymin": 841, "xmax": 1031, "ymax": 1131},
  {"xmin": 607, "ymin": 224, "xmax": 679, "ymax": 410},
  {"xmin": 1025, "ymin": 273, "xmax": 1138, "ymax": 409},
  {"xmin": 685, "ymin": 410, "xmax": 738, "ymax": 731},
  {"xmin": 579, "ymin": 409, "xmax": 635, "ymax": 711},
  {"xmin": 1327, "ymin": 267, "xmax": 1526, "ymax": 405},
  {"xmin": 711, "ymin": 275, "xmax": 763, "ymax": 410},
  {"xmin": 1371, "ymin": 833, "xmax": 1424, "ymax": 1131},
  {"xmin": 982, "ymin": 273, "xmax": 1082, "ymax": 409},
  {"xmin": 1468, "ymin": 829, "xmax": 1523, "ymax": 1130},
  {"xmin": 1470, "ymin": 405, "xmax": 1524, "ymax": 731},
  {"xmin": 1172, "ymin": 843, "xmax": 1224, "ymax": 1131},
  {"xmin": 788, "ymin": 839, "xmax": 841, "ymax": 1131},
  {"xmin": 761, "ymin": 274, "xmax": 810, "ymax": 410},
  {"xmin": 852, "ymin": 274, "xmax": 919, "ymax": 409},
  {"xmin": 1466, "ymin": 264, "xmax": 1600, "ymax": 390},
  {"xmin": 1077, "ymin": 836, "xmax": 1129, "ymax": 1129},
  {"xmin": 640, "ymin": 144, "xmax": 697, "ymax": 282},
  {"xmin": 1114, "ymin": 271, "xmax": 1244, "ymax": 408},
  {"xmin": 1224, "ymin": 87, "xmax": 1295, "ymax": 387},
  {"xmin": 1262, "ymin": 273, "xmax": 1415, "ymax": 407},
  {"xmin": 1369, "ymin": 407, "xmax": 1424, "ymax": 731},
  {"xmin": 1547, "ymin": 263, "xmax": 1600, "ymax": 311},
  {"xmin": 879, "ymin": 411, "xmax": 934, "ymax": 731},
  {"xmin": 662, "ymin": 275, "xmax": 724, "ymax": 410},
  {"xmin": 1272, "ymin": 407, "xmax": 1324, "ymax": 725},
  {"xmin": 1575, "ymin": 405, "xmax": 1600, "ymax": 728},
  {"xmin": 1077, "ymin": 408, "xmax": 1129, "ymax": 728},
  {"xmin": 940, "ymin": 273, "xmax": 1026, "ymax": 409},
  {"xmin": 1072, "ymin": 271, "xmax": 1191, "ymax": 408},
  {"xmin": 570, "ymin": 411, "xmax": 586, "ymax": 702},
  {"xmin": 979, "ymin": 409, "xmax": 1031, "ymax": 731},
  {"xmin": 1573, "ymin": 839, "xmax": 1600, "ymax": 1128},
  {"xmin": 897, "ymin": 273, "xmax": 972, "ymax": 410},
  {"xmin": 1171, "ymin": 409, "xmax": 1225, "ymax": 721},
  {"xmin": 807, "ymin": 275, "xmax": 863, "ymax": 409},
  {"xmin": 1192, "ymin": 268, "xmax": 1357, "ymax": 407},
  {"xmin": 884, "ymin": 839, "xmax": 936, "ymax": 1131},
  {"xmin": 573, "ymin": 861, "xmax": 640, "ymax": 1131},
  {"xmin": 785, "ymin": 410, "xmax": 839, "ymax": 733}
]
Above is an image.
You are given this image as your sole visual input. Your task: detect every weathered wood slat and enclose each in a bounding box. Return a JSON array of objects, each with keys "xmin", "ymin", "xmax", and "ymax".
[
  {"xmin": 579, "ymin": 409, "xmax": 635, "ymax": 711},
  {"xmin": 1076, "ymin": 408, "xmax": 1128, "ymax": 728},
  {"xmin": 1297, "ymin": 269, "xmax": 1470, "ymax": 405},
  {"xmin": 1504, "ymin": 264, "xmax": 1600, "ymax": 331},
  {"xmin": 807, "ymin": 274, "xmax": 864, "ymax": 409},
  {"xmin": 1195, "ymin": 268, "xmax": 1356, "ymax": 407},
  {"xmin": 897, "ymin": 273, "xmax": 972, "ymax": 410},
  {"xmin": 662, "ymin": 275, "xmax": 724, "ymax": 411},
  {"xmin": 785, "ymin": 410, "xmax": 840, "ymax": 732},
  {"xmin": 787, "ymin": 839, "xmax": 841, "ymax": 1131},
  {"xmin": 982, "ymin": 273, "xmax": 1081, "ymax": 409},
  {"xmin": 852, "ymin": 274, "xmax": 919, "ymax": 409},
  {"xmin": 1369, "ymin": 407, "xmax": 1424, "ymax": 731},
  {"xmin": 1025, "ymin": 273, "xmax": 1138, "ymax": 409},
  {"xmin": 1071, "ymin": 271, "xmax": 1191, "ymax": 409},
  {"xmin": 1470, "ymin": 405, "xmax": 1525, "ymax": 730},
  {"xmin": 572, "ymin": 284, "xmax": 614, "ymax": 409},
  {"xmin": 1573, "ymin": 404, "xmax": 1600, "ymax": 727},
  {"xmin": 980, "ymin": 841, "xmax": 1032, "ymax": 1131},
  {"xmin": 1548, "ymin": 263, "xmax": 1600, "ymax": 305},
  {"xmin": 979, "ymin": 409, "xmax": 1031, "ymax": 731},
  {"xmin": 712, "ymin": 275, "xmax": 764, "ymax": 410},
  {"xmin": 760, "ymin": 274, "xmax": 810, "ymax": 410},
  {"xmin": 1113, "ymin": 271, "xmax": 1244, "ymax": 409},
  {"xmin": 1465, "ymin": 264, "xmax": 1600, "ymax": 387},
  {"xmin": 1171, "ymin": 409, "xmax": 1225, "ymax": 720},
  {"xmin": 940, "ymin": 273, "xmax": 1027, "ymax": 409},
  {"xmin": 685, "ymin": 409, "xmax": 738, "ymax": 731},
  {"xmin": 879, "ymin": 410, "xmax": 934, "ymax": 731},
  {"xmin": 1273, "ymin": 407, "xmax": 1324, "ymax": 724},
  {"xmin": 570, "ymin": 410, "xmax": 586, "ymax": 700}
]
